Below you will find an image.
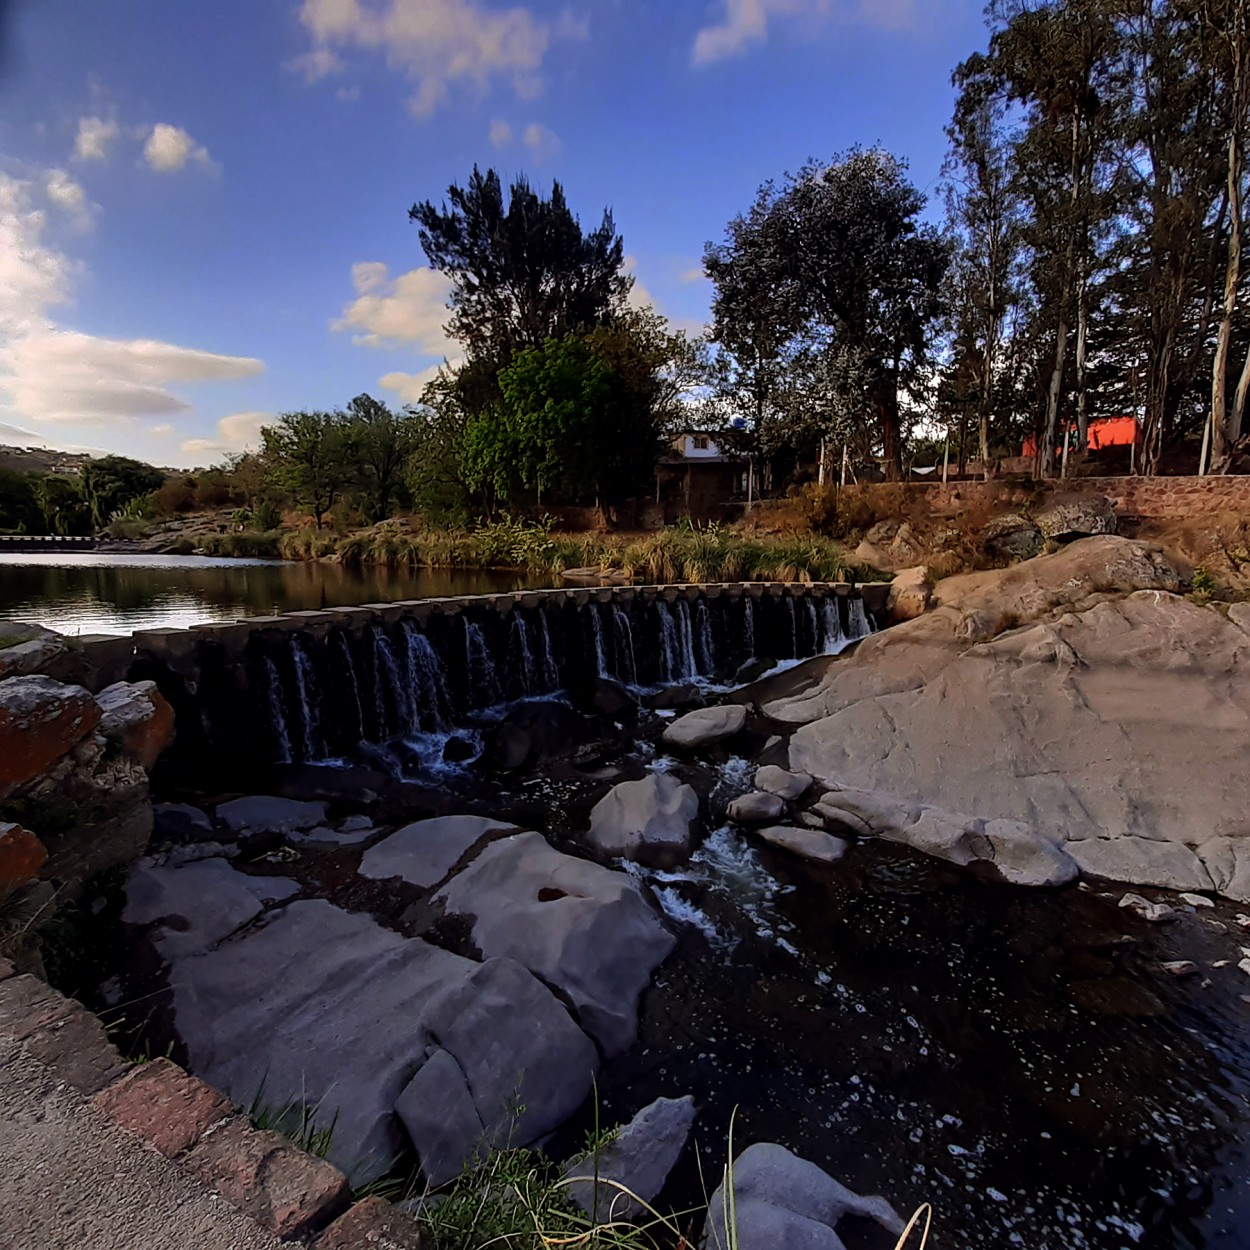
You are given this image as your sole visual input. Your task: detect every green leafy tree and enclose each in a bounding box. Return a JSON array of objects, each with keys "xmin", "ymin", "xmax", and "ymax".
[
  {"xmin": 344, "ymin": 393, "xmax": 417, "ymax": 522},
  {"xmin": 0, "ymin": 469, "xmax": 41, "ymax": 533},
  {"xmin": 261, "ymin": 411, "xmax": 354, "ymax": 529},
  {"xmin": 405, "ymin": 371, "xmax": 479, "ymax": 525},
  {"xmin": 32, "ymin": 474, "xmax": 91, "ymax": 535},
  {"xmin": 79, "ymin": 455, "xmax": 165, "ymax": 529}
]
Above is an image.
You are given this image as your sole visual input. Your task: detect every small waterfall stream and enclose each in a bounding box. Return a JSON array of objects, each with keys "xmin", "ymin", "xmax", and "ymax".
[
  {"xmin": 464, "ymin": 620, "xmax": 501, "ymax": 707},
  {"xmin": 403, "ymin": 621, "xmax": 450, "ymax": 730},
  {"xmin": 611, "ymin": 607, "xmax": 636, "ymax": 686},
  {"xmin": 263, "ymin": 656, "xmax": 292, "ymax": 764},
  {"xmin": 821, "ymin": 599, "xmax": 844, "ymax": 653},
  {"xmin": 291, "ymin": 638, "xmax": 323, "ymax": 759},
  {"xmin": 847, "ymin": 597, "xmax": 874, "ymax": 639}
]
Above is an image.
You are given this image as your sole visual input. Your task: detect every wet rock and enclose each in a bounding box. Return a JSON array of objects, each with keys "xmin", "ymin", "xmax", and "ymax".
[
  {"xmin": 0, "ymin": 822, "xmax": 47, "ymax": 890},
  {"xmin": 441, "ymin": 735, "xmax": 477, "ymax": 764},
  {"xmin": 1066, "ymin": 837, "xmax": 1215, "ymax": 894},
  {"xmin": 96, "ymin": 680, "xmax": 175, "ymax": 771},
  {"xmin": 734, "ymin": 658, "xmax": 776, "ymax": 685},
  {"xmin": 886, "ymin": 566, "xmax": 933, "ymax": 621},
  {"xmin": 216, "ymin": 795, "xmax": 327, "ymax": 836},
  {"xmin": 435, "ymin": 831, "xmax": 675, "ymax": 1055},
  {"xmin": 153, "ymin": 803, "xmax": 213, "ymax": 844},
  {"xmin": 592, "ymin": 677, "xmax": 637, "ymax": 721},
  {"xmin": 1118, "ymin": 893, "xmax": 1178, "ymax": 923},
  {"xmin": 562, "ymin": 1095, "xmax": 695, "ymax": 1222},
  {"xmin": 0, "ymin": 675, "xmax": 102, "ymax": 798},
  {"xmin": 754, "ymin": 765, "xmax": 812, "ymax": 802},
  {"xmin": 360, "ymin": 815, "xmax": 517, "ymax": 889},
  {"xmin": 754, "ymin": 826, "xmax": 848, "ymax": 865},
  {"xmin": 727, "ymin": 792, "xmax": 785, "ymax": 826},
  {"xmin": 644, "ymin": 683, "xmax": 706, "ymax": 712},
  {"xmin": 1179, "ymin": 892, "xmax": 1215, "ymax": 909},
  {"xmin": 585, "ymin": 772, "xmax": 700, "ymax": 867},
  {"xmin": 661, "ymin": 704, "xmax": 747, "ymax": 751},
  {"xmin": 484, "ymin": 702, "xmax": 609, "ymax": 772},
  {"xmin": 1034, "ymin": 494, "xmax": 1116, "ymax": 541},
  {"xmin": 703, "ymin": 1142, "xmax": 904, "ymax": 1250}
]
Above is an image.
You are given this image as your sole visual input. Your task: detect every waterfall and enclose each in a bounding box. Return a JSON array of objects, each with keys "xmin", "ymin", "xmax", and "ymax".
[
  {"xmin": 612, "ymin": 606, "xmax": 637, "ymax": 686},
  {"xmin": 291, "ymin": 638, "xmax": 323, "ymax": 759},
  {"xmin": 657, "ymin": 602, "xmax": 678, "ymax": 682},
  {"xmin": 674, "ymin": 600, "xmax": 698, "ymax": 680},
  {"xmin": 263, "ymin": 656, "xmax": 292, "ymax": 764},
  {"xmin": 373, "ymin": 628, "xmax": 411, "ymax": 737},
  {"xmin": 743, "ymin": 597, "xmax": 756, "ymax": 659},
  {"xmin": 847, "ymin": 597, "xmax": 874, "ymax": 639},
  {"xmin": 694, "ymin": 600, "xmax": 715, "ymax": 675},
  {"xmin": 803, "ymin": 598, "xmax": 818, "ymax": 656},
  {"xmin": 337, "ymin": 633, "xmax": 365, "ymax": 742},
  {"xmin": 508, "ymin": 614, "xmax": 536, "ymax": 698},
  {"xmin": 464, "ymin": 620, "xmax": 501, "ymax": 707},
  {"xmin": 536, "ymin": 610, "xmax": 559, "ymax": 690},
  {"xmin": 821, "ymin": 598, "xmax": 845, "ymax": 653},
  {"xmin": 590, "ymin": 605, "xmax": 608, "ymax": 678},
  {"xmin": 785, "ymin": 597, "xmax": 798, "ymax": 658},
  {"xmin": 403, "ymin": 622, "xmax": 450, "ymax": 730}
]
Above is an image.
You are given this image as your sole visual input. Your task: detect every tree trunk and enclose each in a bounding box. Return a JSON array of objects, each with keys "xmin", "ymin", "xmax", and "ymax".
[
  {"xmin": 1075, "ymin": 283, "xmax": 1089, "ymax": 451},
  {"xmin": 1212, "ymin": 70, "xmax": 1246, "ymax": 461},
  {"xmin": 1042, "ymin": 314, "xmax": 1070, "ymax": 478}
]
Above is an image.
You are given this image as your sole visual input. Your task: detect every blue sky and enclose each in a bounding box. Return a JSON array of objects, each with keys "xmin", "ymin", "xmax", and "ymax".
[{"xmin": 0, "ymin": 0, "xmax": 989, "ymax": 467}]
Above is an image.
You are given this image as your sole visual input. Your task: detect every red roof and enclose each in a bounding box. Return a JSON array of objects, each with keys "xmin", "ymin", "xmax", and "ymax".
[{"xmin": 1022, "ymin": 416, "xmax": 1138, "ymax": 458}]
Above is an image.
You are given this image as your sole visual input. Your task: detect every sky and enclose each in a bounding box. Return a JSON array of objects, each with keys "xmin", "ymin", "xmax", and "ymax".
[{"xmin": 0, "ymin": 0, "xmax": 991, "ymax": 468}]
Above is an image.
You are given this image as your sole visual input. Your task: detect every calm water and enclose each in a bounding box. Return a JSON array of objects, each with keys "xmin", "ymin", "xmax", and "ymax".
[{"xmin": 0, "ymin": 554, "xmax": 547, "ymax": 635}]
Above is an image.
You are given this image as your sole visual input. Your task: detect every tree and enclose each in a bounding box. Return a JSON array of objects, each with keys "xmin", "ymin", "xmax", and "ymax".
[
  {"xmin": 410, "ymin": 168, "xmax": 632, "ymax": 371},
  {"xmin": 0, "ymin": 469, "xmax": 41, "ymax": 533},
  {"xmin": 261, "ymin": 411, "xmax": 353, "ymax": 529},
  {"xmin": 405, "ymin": 370, "xmax": 478, "ymax": 525},
  {"xmin": 32, "ymin": 474, "xmax": 90, "ymax": 535},
  {"xmin": 79, "ymin": 455, "xmax": 165, "ymax": 529},
  {"xmin": 344, "ymin": 393, "xmax": 417, "ymax": 522}
]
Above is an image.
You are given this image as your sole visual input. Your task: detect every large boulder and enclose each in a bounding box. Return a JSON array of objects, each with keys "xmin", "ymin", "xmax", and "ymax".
[
  {"xmin": 981, "ymin": 513, "xmax": 1043, "ymax": 561},
  {"xmin": 434, "ymin": 831, "xmax": 675, "ymax": 1055},
  {"xmin": 661, "ymin": 705, "xmax": 747, "ymax": 751},
  {"xmin": 1034, "ymin": 494, "xmax": 1117, "ymax": 541},
  {"xmin": 0, "ymin": 622, "xmax": 68, "ymax": 680},
  {"xmin": 703, "ymin": 1143, "xmax": 904, "ymax": 1250},
  {"xmin": 562, "ymin": 1095, "xmax": 695, "ymax": 1221},
  {"xmin": 0, "ymin": 676, "xmax": 101, "ymax": 797},
  {"xmin": 754, "ymin": 766, "xmax": 813, "ymax": 802},
  {"xmin": 585, "ymin": 772, "xmax": 700, "ymax": 866},
  {"xmin": 359, "ymin": 815, "xmax": 517, "ymax": 889},
  {"xmin": 96, "ymin": 680, "xmax": 175, "ymax": 771},
  {"xmin": 885, "ymin": 566, "xmax": 933, "ymax": 621},
  {"xmin": 727, "ymin": 792, "xmax": 785, "ymax": 826},
  {"xmin": 483, "ymin": 702, "xmax": 611, "ymax": 772}
]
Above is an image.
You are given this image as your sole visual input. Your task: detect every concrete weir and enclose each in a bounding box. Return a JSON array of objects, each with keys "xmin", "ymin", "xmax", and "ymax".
[{"xmin": 74, "ymin": 581, "xmax": 887, "ymax": 776}]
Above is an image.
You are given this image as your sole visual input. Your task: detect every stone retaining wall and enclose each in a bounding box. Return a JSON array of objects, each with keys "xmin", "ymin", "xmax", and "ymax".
[{"xmin": 0, "ymin": 956, "xmax": 421, "ymax": 1246}]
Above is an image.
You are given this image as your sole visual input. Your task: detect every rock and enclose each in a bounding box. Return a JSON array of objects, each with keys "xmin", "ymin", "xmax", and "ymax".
[
  {"xmin": 643, "ymin": 683, "xmax": 706, "ymax": 712},
  {"xmin": 981, "ymin": 513, "xmax": 1044, "ymax": 561},
  {"xmin": 152, "ymin": 803, "xmax": 213, "ymax": 844},
  {"xmin": 727, "ymin": 792, "xmax": 785, "ymax": 826},
  {"xmin": 442, "ymin": 735, "xmax": 477, "ymax": 764},
  {"xmin": 733, "ymin": 658, "xmax": 776, "ymax": 685},
  {"xmin": 854, "ymin": 520, "xmax": 922, "ymax": 573},
  {"xmin": 1160, "ymin": 960, "xmax": 1198, "ymax": 977},
  {"xmin": 754, "ymin": 826, "xmax": 848, "ymax": 865},
  {"xmin": 0, "ymin": 675, "xmax": 102, "ymax": 797},
  {"xmin": 1118, "ymin": 893, "xmax": 1178, "ymax": 923},
  {"xmin": 435, "ymin": 831, "xmax": 675, "ymax": 1055},
  {"xmin": 359, "ymin": 815, "xmax": 517, "ymax": 889},
  {"xmin": 169, "ymin": 898, "xmax": 599, "ymax": 1184},
  {"xmin": 95, "ymin": 680, "xmax": 175, "ymax": 771},
  {"xmin": 585, "ymin": 772, "xmax": 701, "ymax": 866},
  {"xmin": 661, "ymin": 704, "xmax": 747, "ymax": 751},
  {"xmin": 1180, "ymin": 892, "xmax": 1215, "ymax": 909},
  {"xmin": 1067, "ymin": 838, "xmax": 1215, "ymax": 893},
  {"xmin": 813, "ymin": 787, "xmax": 1079, "ymax": 888},
  {"xmin": 703, "ymin": 1142, "xmax": 904, "ymax": 1250},
  {"xmin": 216, "ymin": 795, "xmax": 327, "ymax": 836},
  {"xmin": 562, "ymin": 1095, "xmax": 695, "ymax": 1221},
  {"xmin": 1194, "ymin": 837, "xmax": 1250, "ymax": 904},
  {"xmin": 1034, "ymin": 494, "xmax": 1117, "ymax": 541},
  {"xmin": 886, "ymin": 566, "xmax": 933, "ymax": 621},
  {"xmin": 0, "ymin": 623, "xmax": 68, "ymax": 680},
  {"xmin": 754, "ymin": 766, "xmax": 812, "ymax": 802},
  {"xmin": 484, "ymin": 702, "xmax": 610, "ymax": 773},
  {"xmin": 393, "ymin": 1049, "xmax": 485, "ymax": 1188},
  {"xmin": 592, "ymin": 677, "xmax": 637, "ymax": 721},
  {"xmin": 0, "ymin": 822, "xmax": 47, "ymax": 889}
]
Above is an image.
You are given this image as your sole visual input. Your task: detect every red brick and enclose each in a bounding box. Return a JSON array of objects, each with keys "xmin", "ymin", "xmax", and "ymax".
[
  {"xmin": 93, "ymin": 1057, "xmax": 233, "ymax": 1157},
  {"xmin": 0, "ymin": 822, "xmax": 47, "ymax": 888},
  {"xmin": 184, "ymin": 1117, "xmax": 351, "ymax": 1239},
  {"xmin": 315, "ymin": 1197, "xmax": 423, "ymax": 1249}
]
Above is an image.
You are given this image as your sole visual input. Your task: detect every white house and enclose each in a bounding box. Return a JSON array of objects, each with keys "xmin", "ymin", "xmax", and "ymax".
[{"xmin": 669, "ymin": 431, "xmax": 727, "ymax": 459}]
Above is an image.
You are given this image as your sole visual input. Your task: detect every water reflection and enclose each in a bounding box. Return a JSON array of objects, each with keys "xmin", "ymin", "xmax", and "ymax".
[{"xmin": 0, "ymin": 554, "xmax": 547, "ymax": 635}]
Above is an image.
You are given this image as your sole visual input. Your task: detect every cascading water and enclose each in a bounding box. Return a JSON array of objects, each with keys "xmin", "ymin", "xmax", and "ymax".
[
  {"xmin": 263, "ymin": 656, "xmax": 292, "ymax": 764},
  {"xmin": 802, "ymin": 598, "xmax": 818, "ymax": 656},
  {"xmin": 590, "ymin": 605, "xmax": 608, "ymax": 678},
  {"xmin": 821, "ymin": 598, "xmax": 844, "ymax": 654},
  {"xmin": 403, "ymin": 621, "xmax": 451, "ymax": 730},
  {"xmin": 785, "ymin": 596, "xmax": 798, "ymax": 658},
  {"xmin": 694, "ymin": 600, "xmax": 715, "ymax": 675},
  {"xmin": 536, "ymin": 610, "xmax": 559, "ymax": 690},
  {"xmin": 657, "ymin": 601, "xmax": 680, "ymax": 683},
  {"xmin": 291, "ymin": 637, "xmax": 323, "ymax": 759},
  {"xmin": 612, "ymin": 607, "xmax": 637, "ymax": 686},
  {"xmin": 464, "ymin": 620, "xmax": 501, "ymax": 707},
  {"xmin": 847, "ymin": 597, "xmax": 874, "ymax": 639},
  {"xmin": 743, "ymin": 597, "xmax": 755, "ymax": 659},
  {"xmin": 508, "ymin": 614, "xmax": 537, "ymax": 698},
  {"xmin": 674, "ymin": 599, "xmax": 698, "ymax": 680},
  {"xmin": 372, "ymin": 628, "xmax": 411, "ymax": 738},
  {"xmin": 337, "ymin": 633, "xmax": 365, "ymax": 742}
]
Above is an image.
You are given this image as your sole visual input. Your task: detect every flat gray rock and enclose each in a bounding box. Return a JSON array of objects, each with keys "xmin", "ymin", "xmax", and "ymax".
[
  {"xmin": 435, "ymin": 831, "xmax": 675, "ymax": 1055},
  {"xmin": 393, "ymin": 1049, "xmax": 485, "ymax": 1187},
  {"xmin": 754, "ymin": 826, "xmax": 848, "ymax": 865},
  {"xmin": 585, "ymin": 772, "xmax": 700, "ymax": 866},
  {"xmin": 727, "ymin": 792, "xmax": 786, "ymax": 826},
  {"xmin": 661, "ymin": 704, "xmax": 747, "ymax": 750},
  {"xmin": 1067, "ymin": 836, "xmax": 1215, "ymax": 893},
  {"xmin": 215, "ymin": 796, "xmax": 327, "ymax": 835},
  {"xmin": 359, "ymin": 815, "xmax": 517, "ymax": 888},
  {"xmin": 152, "ymin": 803, "xmax": 213, "ymax": 843},
  {"xmin": 562, "ymin": 1095, "xmax": 695, "ymax": 1221},
  {"xmin": 754, "ymin": 766, "xmax": 813, "ymax": 801}
]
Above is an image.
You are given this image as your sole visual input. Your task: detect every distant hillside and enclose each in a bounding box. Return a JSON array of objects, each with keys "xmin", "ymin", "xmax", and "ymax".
[{"xmin": 0, "ymin": 444, "xmax": 92, "ymax": 475}]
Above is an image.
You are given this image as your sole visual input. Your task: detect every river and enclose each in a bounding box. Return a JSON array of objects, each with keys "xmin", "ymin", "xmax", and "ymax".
[{"xmin": 0, "ymin": 553, "xmax": 547, "ymax": 635}]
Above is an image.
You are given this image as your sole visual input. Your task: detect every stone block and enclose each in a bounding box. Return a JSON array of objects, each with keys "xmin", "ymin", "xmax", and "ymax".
[
  {"xmin": 184, "ymin": 1117, "xmax": 351, "ymax": 1239},
  {"xmin": 316, "ymin": 1197, "xmax": 424, "ymax": 1250},
  {"xmin": 0, "ymin": 822, "xmax": 48, "ymax": 888},
  {"xmin": 93, "ymin": 1058, "xmax": 234, "ymax": 1157},
  {"xmin": 0, "ymin": 676, "xmax": 102, "ymax": 797}
]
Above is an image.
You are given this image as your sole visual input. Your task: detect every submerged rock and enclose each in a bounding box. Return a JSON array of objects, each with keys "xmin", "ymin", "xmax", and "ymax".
[
  {"xmin": 435, "ymin": 831, "xmax": 675, "ymax": 1055},
  {"xmin": 703, "ymin": 1142, "xmax": 904, "ymax": 1250},
  {"xmin": 562, "ymin": 1094, "xmax": 695, "ymax": 1222},
  {"xmin": 585, "ymin": 772, "xmax": 700, "ymax": 866},
  {"xmin": 662, "ymin": 704, "xmax": 747, "ymax": 751}
]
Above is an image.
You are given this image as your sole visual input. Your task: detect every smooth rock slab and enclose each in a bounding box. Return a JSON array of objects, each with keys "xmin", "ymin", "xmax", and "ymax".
[
  {"xmin": 585, "ymin": 772, "xmax": 700, "ymax": 866},
  {"xmin": 754, "ymin": 826, "xmax": 848, "ymax": 865},
  {"xmin": 754, "ymin": 765, "xmax": 813, "ymax": 801},
  {"xmin": 360, "ymin": 815, "xmax": 517, "ymax": 888},
  {"xmin": 562, "ymin": 1094, "xmax": 695, "ymax": 1221},
  {"xmin": 215, "ymin": 796, "xmax": 327, "ymax": 836},
  {"xmin": 1067, "ymin": 837, "xmax": 1215, "ymax": 893},
  {"xmin": 727, "ymin": 792, "xmax": 786, "ymax": 826},
  {"xmin": 153, "ymin": 803, "xmax": 214, "ymax": 844},
  {"xmin": 661, "ymin": 704, "xmax": 747, "ymax": 750},
  {"xmin": 435, "ymin": 831, "xmax": 675, "ymax": 1054}
]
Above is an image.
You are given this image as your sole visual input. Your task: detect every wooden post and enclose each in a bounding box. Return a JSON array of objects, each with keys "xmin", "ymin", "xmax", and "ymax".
[{"xmin": 942, "ymin": 433, "xmax": 950, "ymax": 485}]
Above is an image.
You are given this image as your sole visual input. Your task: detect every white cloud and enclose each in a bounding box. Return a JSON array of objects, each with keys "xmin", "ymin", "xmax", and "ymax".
[
  {"xmin": 297, "ymin": 0, "xmax": 581, "ymax": 118},
  {"xmin": 181, "ymin": 411, "xmax": 270, "ymax": 458},
  {"xmin": 151, "ymin": 423, "xmax": 174, "ymax": 436},
  {"xmin": 335, "ymin": 261, "xmax": 459, "ymax": 355},
  {"xmin": 44, "ymin": 170, "xmax": 94, "ymax": 231},
  {"xmin": 379, "ymin": 365, "xmax": 443, "ymax": 404},
  {"xmin": 679, "ymin": 264, "xmax": 707, "ymax": 284},
  {"xmin": 692, "ymin": 0, "xmax": 916, "ymax": 65},
  {"xmin": 0, "ymin": 173, "xmax": 264, "ymax": 438},
  {"xmin": 489, "ymin": 117, "xmax": 513, "ymax": 148},
  {"xmin": 289, "ymin": 47, "xmax": 345, "ymax": 81},
  {"xmin": 521, "ymin": 121, "xmax": 561, "ymax": 161},
  {"xmin": 74, "ymin": 116, "xmax": 119, "ymax": 161},
  {"xmin": 143, "ymin": 123, "xmax": 218, "ymax": 174}
]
